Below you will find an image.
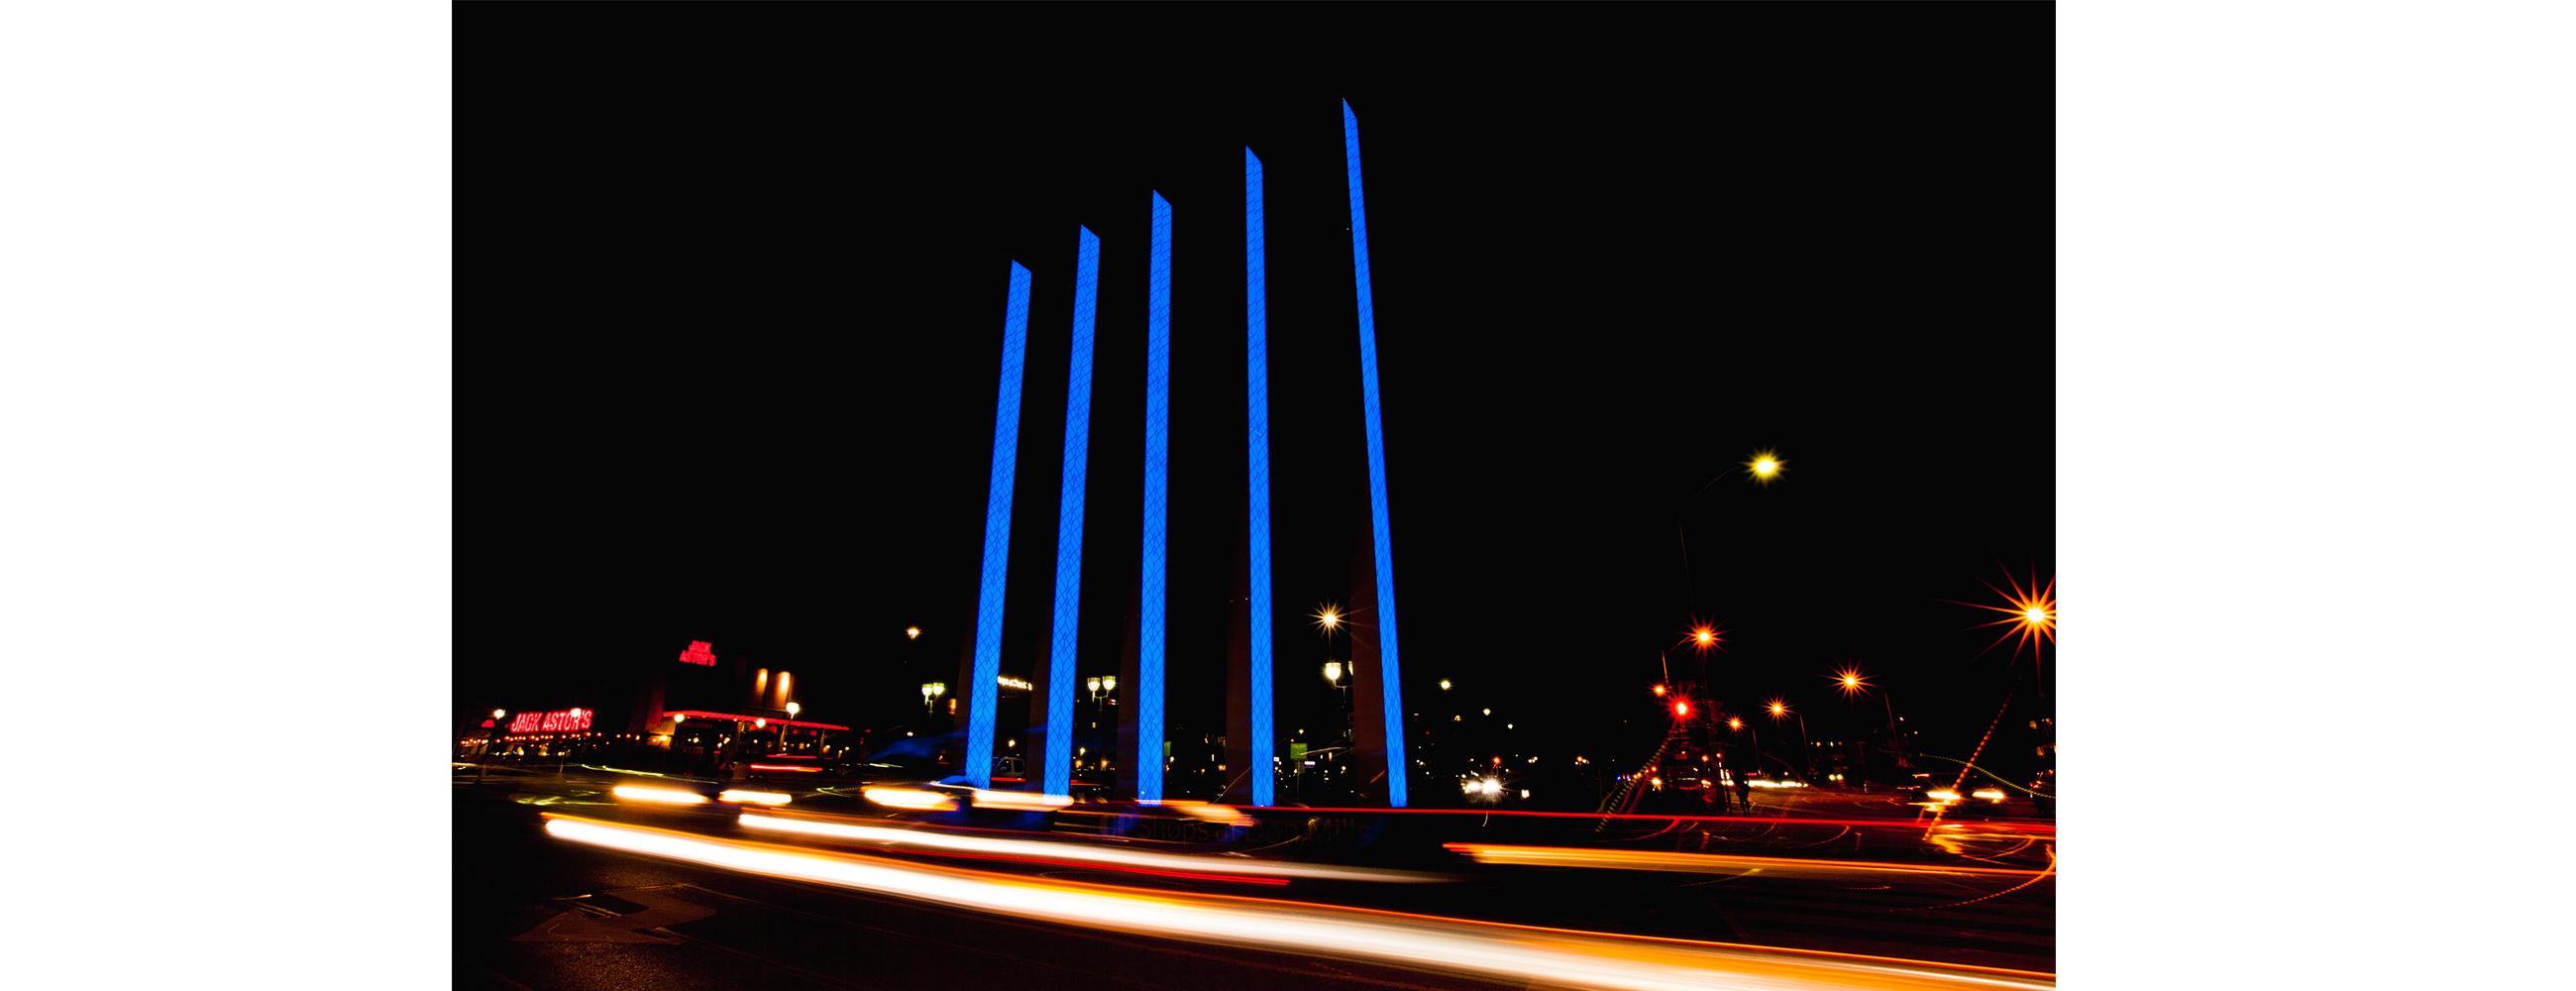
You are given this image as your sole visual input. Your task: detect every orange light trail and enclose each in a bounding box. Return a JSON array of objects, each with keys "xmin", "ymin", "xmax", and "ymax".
[
  {"xmin": 1442, "ymin": 844, "xmax": 2053, "ymax": 878},
  {"xmin": 541, "ymin": 814, "xmax": 2053, "ymax": 990}
]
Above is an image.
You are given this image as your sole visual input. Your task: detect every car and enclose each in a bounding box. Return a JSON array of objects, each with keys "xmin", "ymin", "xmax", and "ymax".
[{"xmin": 1907, "ymin": 779, "xmax": 2012, "ymax": 816}]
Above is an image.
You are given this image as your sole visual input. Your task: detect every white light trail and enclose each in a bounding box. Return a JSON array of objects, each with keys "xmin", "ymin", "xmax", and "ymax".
[
  {"xmin": 737, "ymin": 814, "xmax": 1439, "ymax": 883},
  {"xmin": 610, "ymin": 785, "xmax": 707, "ymax": 806},
  {"xmin": 546, "ymin": 816, "xmax": 2050, "ymax": 990}
]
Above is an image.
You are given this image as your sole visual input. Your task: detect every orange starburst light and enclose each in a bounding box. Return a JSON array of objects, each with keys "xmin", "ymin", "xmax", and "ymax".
[
  {"xmin": 1946, "ymin": 570, "xmax": 2058, "ymax": 661},
  {"xmin": 1685, "ymin": 624, "xmax": 1725, "ymax": 653},
  {"xmin": 1768, "ymin": 700, "xmax": 1788, "ymax": 717},
  {"xmin": 1832, "ymin": 667, "xmax": 1870, "ymax": 697},
  {"xmin": 1728, "ymin": 716, "xmax": 1743, "ymax": 730}
]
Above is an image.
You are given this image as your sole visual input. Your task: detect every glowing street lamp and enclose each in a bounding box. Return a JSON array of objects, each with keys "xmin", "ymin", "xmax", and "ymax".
[
  {"xmin": 785, "ymin": 702, "xmax": 802, "ymax": 751},
  {"xmin": 1673, "ymin": 449, "xmax": 1788, "ymax": 626},
  {"xmin": 1768, "ymin": 699, "xmax": 1814, "ymax": 782},
  {"xmin": 906, "ymin": 626, "xmax": 920, "ymax": 639},
  {"xmin": 1947, "ymin": 570, "xmax": 2058, "ymax": 692},
  {"xmin": 478, "ymin": 710, "xmax": 509, "ymax": 783},
  {"xmin": 1830, "ymin": 666, "xmax": 1906, "ymax": 771},
  {"xmin": 1324, "ymin": 661, "xmax": 1343, "ymax": 684},
  {"xmin": 920, "ymin": 682, "xmax": 946, "ymax": 715}
]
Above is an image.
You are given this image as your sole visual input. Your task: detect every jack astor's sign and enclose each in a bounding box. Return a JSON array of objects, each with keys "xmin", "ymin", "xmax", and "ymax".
[
  {"xmin": 509, "ymin": 709, "xmax": 593, "ymax": 733},
  {"xmin": 678, "ymin": 641, "xmax": 717, "ymax": 666}
]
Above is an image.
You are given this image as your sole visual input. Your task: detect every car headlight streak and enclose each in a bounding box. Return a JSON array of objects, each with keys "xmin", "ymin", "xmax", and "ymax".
[
  {"xmin": 544, "ymin": 815, "xmax": 2050, "ymax": 991},
  {"xmin": 739, "ymin": 813, "xmax": 1431, "ymax": 883}
]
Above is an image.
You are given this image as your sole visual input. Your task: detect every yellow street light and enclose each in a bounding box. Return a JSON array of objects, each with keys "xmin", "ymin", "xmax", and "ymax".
[
  {"xmin": 1324, "ymin": 661, "xmax": 1343, "ymax": 684},
  {"xmin": 1744, "ymin": 450, "xmax": 1786, "ymax": 484},
  {"xmin": 906, "ymin": 626, "xmax": 920, "ymax": 639},
  {"xmin": 1729, "ymin": 716, "xmax": 1744, "ymax": 730},
  {"xmin": 1439, "ymin": 679, "xmax": 1451, "ymax": 691}
]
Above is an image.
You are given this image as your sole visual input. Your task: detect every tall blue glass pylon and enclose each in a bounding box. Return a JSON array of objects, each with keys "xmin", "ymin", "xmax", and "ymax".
[
  {"xmin": 1138, "ymin": 191, "xmax": 1173, "ymax": 805},
  {"xmin": 1044, "ymin": 228, "xmax": 1100, "ymax": 799},
  {"xmin": 1244, "ymin": 149, "xmax": 1276, "ymax": 808},
  {"xmin": 1342, "ymin": 101, "xmax": 1408, "ymax": 808},
  {"xmin": 967, "ymin": 261, "xmax": 1033, "ymax": 791}
]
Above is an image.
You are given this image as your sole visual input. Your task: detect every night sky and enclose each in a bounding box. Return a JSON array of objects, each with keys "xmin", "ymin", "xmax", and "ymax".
[{"xmin": 465, "ymin": 41, "xmax": 2051, "ymax": 788}]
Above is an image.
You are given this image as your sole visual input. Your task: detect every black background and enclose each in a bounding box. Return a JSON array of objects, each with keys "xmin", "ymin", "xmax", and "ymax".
[{"xmin": 463, "ymin": 15, "xmax": 2054, "ymax": 795}]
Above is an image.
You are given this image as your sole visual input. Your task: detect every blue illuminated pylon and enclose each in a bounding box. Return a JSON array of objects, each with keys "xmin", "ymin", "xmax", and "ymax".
[
  {"xmin": 1343, "ymin": 101, "xmax": 1408, "ymax": 808},
  {"xmin": 1139, "ymin": 191, "xmax": 1172, "ymax": 805},
  {"xmin": 1044, "ymin": 228, "xmax": 1100, "ymax": 799},
  {"xmin": 1245, "ymin": 149, "xmax": 1275, "ymax": 809},
  {"xmin": 966, "ymin": 262, "xmax": 1032, "ymax": 791}
]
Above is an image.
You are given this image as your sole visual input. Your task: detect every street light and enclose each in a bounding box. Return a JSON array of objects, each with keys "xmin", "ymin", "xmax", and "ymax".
[
  {"xmin": 921, "ymin": 682, "xmax": 946, "ymax": 714},
  {"xmin": 906, "ymin": 626, "xmax": 920, "ymax": 639},
  {"xmin": 1674, "ymin": 449, "xmax": 1787, "ymax": 619},
  {"xmin": 1769, "ymin": 699, "xmax": 1814, "ymax": 783},
  {"xmin": 786, "ymin": 702, "xmax": 802, "ymax": 751},
  {"xmin": 1830, "ymin": 666, "xmax": 1906, "ymax": 772},
  {"xmin": 479, "ymin": 710, "xmax": 508, "ymax": 784}
]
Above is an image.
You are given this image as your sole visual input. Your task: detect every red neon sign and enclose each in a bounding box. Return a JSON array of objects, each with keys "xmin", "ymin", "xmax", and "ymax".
[
  {"xmin": 678, "ymin": 641, "xmax": 716, "ymax": 666},
  {"xmin": 508, "ymin": 709, "xmax": 594, "ymax": 733}
]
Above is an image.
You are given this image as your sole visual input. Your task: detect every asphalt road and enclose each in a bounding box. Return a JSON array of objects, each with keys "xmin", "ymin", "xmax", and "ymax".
[
  {"xmin": 458, "ymin": 793, "xmax": 1534, "ymax": 991},
  {"xmin": 454, "ymin": 772, "xmax": 2052, "ymax": 989}
]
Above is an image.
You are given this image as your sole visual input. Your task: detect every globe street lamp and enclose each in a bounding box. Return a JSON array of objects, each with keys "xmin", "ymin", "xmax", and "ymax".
[
  {"xmin": 921, "ymin": 682, "xmax": 946, "ymax": 715},
  {"xmin": 786, "ymin": 701, "xmax": 802, "ymax": 752}
]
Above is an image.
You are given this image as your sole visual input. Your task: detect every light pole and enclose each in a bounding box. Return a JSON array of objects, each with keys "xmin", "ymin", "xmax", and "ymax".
[
  {"xmin": 921, "ymin": 682, "xmax": 945, "ymax": 716},
  {"xmin": 478, "ymin": 710, "xmax": 506, "ymax": 784},
  {"xmin": 1673, "ymin": 451, "xmax": 1784, "ymax": 622},
  {"xmin": 786, "ymin": 701, "xmax": 802, "ymax": 752},
  {"xmin": 1769, "ymin": 700, "xmax": 1813, "ymax": 783},
  {"xmin": 1833, "ymin": 667, "xmax": 1907, "ymax": 775}
]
